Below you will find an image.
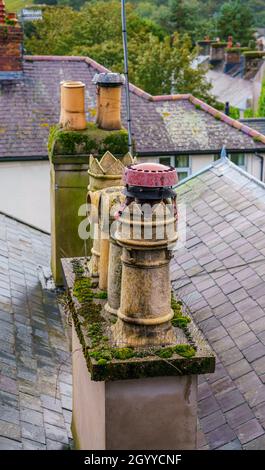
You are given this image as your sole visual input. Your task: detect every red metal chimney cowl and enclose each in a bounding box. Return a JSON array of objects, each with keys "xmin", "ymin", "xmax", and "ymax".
[{"xmin": 124, "ymin": 162, "xmax": 178, "ymax": 188}]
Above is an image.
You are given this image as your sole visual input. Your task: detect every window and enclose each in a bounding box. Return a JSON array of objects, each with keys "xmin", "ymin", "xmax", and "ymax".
[
  {"xmin": 214, "ymin": 153, "xmax": 246, "ymax": 169},
  {"xmin": 230, "ymin": 153, "xmax": 245, "ymax": 168},
  {"xmin": 159, "ymin": 155, "xmax": 191, "ymax": 181}
]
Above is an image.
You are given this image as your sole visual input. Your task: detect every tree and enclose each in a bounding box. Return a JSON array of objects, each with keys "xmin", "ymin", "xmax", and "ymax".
[
  {"xmin": 216, "ymin": 1, "xmax": 254, "ymax": 45},
  {"xmin": 25, "ymin": 3, "xmax": 213, "ymax": 102},
  {"xmin": 133, "ymin": 33, "xmax": 213, "ymax": 100}
]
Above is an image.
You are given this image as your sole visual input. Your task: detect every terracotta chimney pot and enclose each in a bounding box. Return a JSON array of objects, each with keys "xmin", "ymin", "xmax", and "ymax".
[
  {"xmin": 93, "ymin": 72, "xmax": 125, "ymax": 131},
  {"xmin": 60, "ymin": 81, "xmax": 86, "ymax": 130}
]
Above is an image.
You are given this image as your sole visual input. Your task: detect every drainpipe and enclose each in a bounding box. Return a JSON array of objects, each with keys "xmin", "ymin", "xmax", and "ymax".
[{"xmin": 255, "ymin": 152, "xmax": 264, "ymax": 181}]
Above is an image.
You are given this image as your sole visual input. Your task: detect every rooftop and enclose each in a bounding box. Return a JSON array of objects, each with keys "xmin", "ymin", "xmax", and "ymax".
[
  {"xmin": 172, "ymin": 158, "xmax": 265, "ymax": 449},
  {"xmin": 0, "ymin": 212, "xmax": 72, "ymax": 450},
  {"xmin": 2, "ymin": 158, "xmax": 265, "ymax": 449},
  {"xmin": 0, "ymin": 55, "xmax": 265, "ymax": 159},
  {"xmin": 240, "ymin": 119, "xmax": 265, "ymax": 139},
  {"xmin": 206, "ymin": 70, "xmax": 253, "ymax": 110}
]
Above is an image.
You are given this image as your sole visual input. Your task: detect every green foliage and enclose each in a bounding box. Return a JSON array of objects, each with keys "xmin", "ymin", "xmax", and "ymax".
[
  {"xmin": 244, "ymin": 108, "xmax": 254, "ymax": 118},
  {"xmin": 257, "ymin": 79, "xmax": 265, "ymax": 117},
  {"xmin": 216, "ymin": 1, "xmax": 254, "ymax": 46},
  {"xmin": 25, "ymin": 3, "xmax": 213, "ymax": 102},
  {"xmin": 133, "ymin": 32, "xmax": 213, "ymax": 100}
]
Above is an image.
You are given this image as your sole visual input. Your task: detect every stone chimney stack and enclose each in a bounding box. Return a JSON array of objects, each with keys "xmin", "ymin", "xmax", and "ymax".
[
  {"xmin": 49, "ymin": 75, "xmax": 129, "ymax": 285},
  {"xmin": 0, "ymin": 2, "xmax": 23, "ymax": 75},
  {"xmin": 62, "ymin": 161, "xmax": 215, "ymax": 450},
  {"xmin": 93, "ymin": 72, "xmax": 125, "ymax": 130}
]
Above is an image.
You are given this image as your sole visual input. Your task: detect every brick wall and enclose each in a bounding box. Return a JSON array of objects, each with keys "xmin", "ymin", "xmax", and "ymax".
[{"xmin": 0, "ymin": 24, "xmax": 23, "ymax": 72}]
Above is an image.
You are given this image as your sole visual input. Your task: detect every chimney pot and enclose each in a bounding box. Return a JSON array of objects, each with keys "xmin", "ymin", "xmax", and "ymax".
[
  {"xmin": 59, "ymin": 81, "xmax": 86, "ymax": 130},
  {"xmin": 93, "ymin": 72, "xmax": 125, "ymax": 131}
]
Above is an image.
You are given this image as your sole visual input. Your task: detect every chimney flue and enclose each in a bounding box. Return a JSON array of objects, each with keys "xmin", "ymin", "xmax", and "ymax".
[
  {"xmin": 59, "ymin": 81, "xmax": 86, "ymax": 130},
  {"xmin": 93, "ymin": 72, "xmax": 125, "ymax": 131}
]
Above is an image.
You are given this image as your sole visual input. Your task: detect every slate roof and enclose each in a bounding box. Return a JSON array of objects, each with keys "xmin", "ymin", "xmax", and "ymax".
[
  {"xmin": 0, "ymin": 213, "xmax": 72, "ymax": 450},
  {"xmin": 206, "ymin": 70, "xmax": 253, "ymax": 110},
  {"xmin": 0, "ymin": 56, "xmax": 265, "ymax": 159},
  {"xmin": 172, "ymin": 158, "xmax": 265, "ymax": 450},
  {"xmin": 240, "ymin": 119, "xmax": 265, "ymax": 140}
]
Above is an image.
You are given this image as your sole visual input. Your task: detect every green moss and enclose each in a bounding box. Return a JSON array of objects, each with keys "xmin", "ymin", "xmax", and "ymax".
[
  {"xmin": 156, "ymin": 344, "xmax": 196, "ymax": 359},
  {"xmin": 97, "ymin": 358, "xmax": 108, "ymax": 366},
  {"xmin": 243, "ymin": 51, "xmax": 265, "ymax": 59},
  {"xmin": 171, "ymin": 294, "xmax": 191, "ymax": 329},
  {"xmin": 174, "ymin": 344, "xmax": 196, "ymax": 358},
  {"xmin": 93, "ymin": 291, "xmax": 108, "ymax": 299},
  {"xmin": 66, "ymin": 259, "xmax": 214, "ymax": 380},
  {"xmin": 225, "ymin": 47, "xmax": 250, "ymax": 53},
  {"xmin": 155, "ymin": 347, "xmax": 174, "ymax": 359},
  {"xmin": 253, "ymin": 135, "xmax": 263, "ymax": 142},
  {"xmin": 71, "ymin": 259, "xmax": 85, "ymax": 278},
  {"xmin": 112, "ymin": 348, "xmax": 135, "ymax": 360},
  {"xmin": 89, "ymin": 349, "xmax": 112, "ymax": 362},
  {"xmin": 73, "ymin": 277, "xmax": 107, "ymax": 303},
  {"xmin": 172, "ymin": 317, "xmax": 191, "ymax": 328},
  {"xmin": 195, "ymin": 104, "xmax": 202, "ymax": 110},
  {"xmin": 88, "ymin": 322, "xmax": 104, "ymax": 347},
  {"xmin": 211, "ymin": 42, "xmax": 227, "ymax": 48},
  {"xmin": 49, "ymin": 123, "xmax": 130, "ymax": 157},
  {"xmin": 214, "ymin": 113, "xmax": 222, "ymax": 120}
]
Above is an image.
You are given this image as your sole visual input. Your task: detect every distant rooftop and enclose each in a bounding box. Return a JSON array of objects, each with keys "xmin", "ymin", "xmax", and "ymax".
[
  {"xmin": 0, "ymin": 56, "xmax": 265, "ymax": 159},
  {"xmin": 206, "ymin": 70, "xmax": 253, "ymax": 110},
  {"xmin": 240, "ymin": 119, "xmax": 265, "ymax": 139}
]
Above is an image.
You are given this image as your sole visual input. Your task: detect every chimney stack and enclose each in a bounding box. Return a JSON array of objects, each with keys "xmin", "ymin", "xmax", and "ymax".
[
  {"xmin": 0, "ymin": 2, "xmax": 23, "ymax": 74},
  {"xmin": 93, "ymin": 72, "xmax": 125, "ymax": 130}
]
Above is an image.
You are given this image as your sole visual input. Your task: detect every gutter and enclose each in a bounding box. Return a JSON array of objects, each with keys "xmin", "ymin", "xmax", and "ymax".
[
  {"xmin": 0, "ymin": 155, "xmax": 49, "ymax": 162},
  {"xmin": 1, "ymin": 148, "xmax": 265, "ymax": 162},
  {"xmin": 137, "ymin": 148, "xmax": 265, "ymax": 157}
]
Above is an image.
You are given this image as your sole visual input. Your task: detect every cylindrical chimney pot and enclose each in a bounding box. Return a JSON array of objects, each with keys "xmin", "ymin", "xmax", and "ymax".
[
  {"xmin": 93, "ymin": 72, "xmax": 125, "ymax": 131},
  {"xmin": 60, "ymin": 81, "xmax": 86, "ymax": 130}
]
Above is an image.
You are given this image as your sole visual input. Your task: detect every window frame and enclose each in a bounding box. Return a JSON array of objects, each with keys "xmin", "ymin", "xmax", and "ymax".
[{"xmin": 159, "ymin": 155, "xmax": 191, "ymax": 181}]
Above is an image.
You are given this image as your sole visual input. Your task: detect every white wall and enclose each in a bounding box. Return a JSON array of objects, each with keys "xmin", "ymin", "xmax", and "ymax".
[
  {"xmin": 0, "ymin": 160, "xmax": 50, "ymax": 233},
  {"xmin": 191, "ymin": 154, "xmax": 214, "ymax": 174}
]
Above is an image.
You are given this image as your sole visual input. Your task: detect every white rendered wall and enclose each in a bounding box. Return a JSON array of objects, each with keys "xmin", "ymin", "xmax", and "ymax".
[{"xmin": 0, "ymin": 160, "xmax": 50, "ymax": 232}]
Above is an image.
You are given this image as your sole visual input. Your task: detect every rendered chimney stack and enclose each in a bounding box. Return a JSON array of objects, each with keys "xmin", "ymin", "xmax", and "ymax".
[
  {"xmin": 92, "ymin": 72, "xmax": 125, "ymax": 130},
  {"xmin": 60, "ymin": 81, "xmax": 86, "ymax": 130},
  {"xmin": 0, "ymin": 2, "xmax": 23, "ymax": 73},
  {"xmin": 113, "ymin": 162, "xmax": 178, "ymax": 347}
]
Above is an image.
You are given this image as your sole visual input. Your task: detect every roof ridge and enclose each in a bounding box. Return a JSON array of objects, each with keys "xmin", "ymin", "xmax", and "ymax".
[
  {"xmin": 175, "ymin": 156, "xmax": 265, "ymax": 191},
  {"xmin": 24, "ymin": 55, "xmax": 265, "ymax": 143}
]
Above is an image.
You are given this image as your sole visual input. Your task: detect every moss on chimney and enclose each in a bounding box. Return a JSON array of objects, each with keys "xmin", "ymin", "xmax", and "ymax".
[
  {"xmin": 62, "ymin": 257, "xmax": 215, "ymax": 381},
  {"xmin": 48, "ymin": 123, "xmax": 130, "ymax": 157}
]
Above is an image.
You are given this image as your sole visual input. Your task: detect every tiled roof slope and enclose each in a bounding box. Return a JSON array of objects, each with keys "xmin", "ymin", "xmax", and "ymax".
[
  {"xmin": 240, "ymin": 119, "xmax": 265, "ymax": 139},
  {"xmin": 0, "ymin": 56, "xmax": 265, "ymax": 158},
  {"xmin": 0, "ymin": 213, "xmax": 72, "ymax": 449},
  {"xmin": 172, "ymin": 158, "xmax": 265, "ymax": 450}
]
